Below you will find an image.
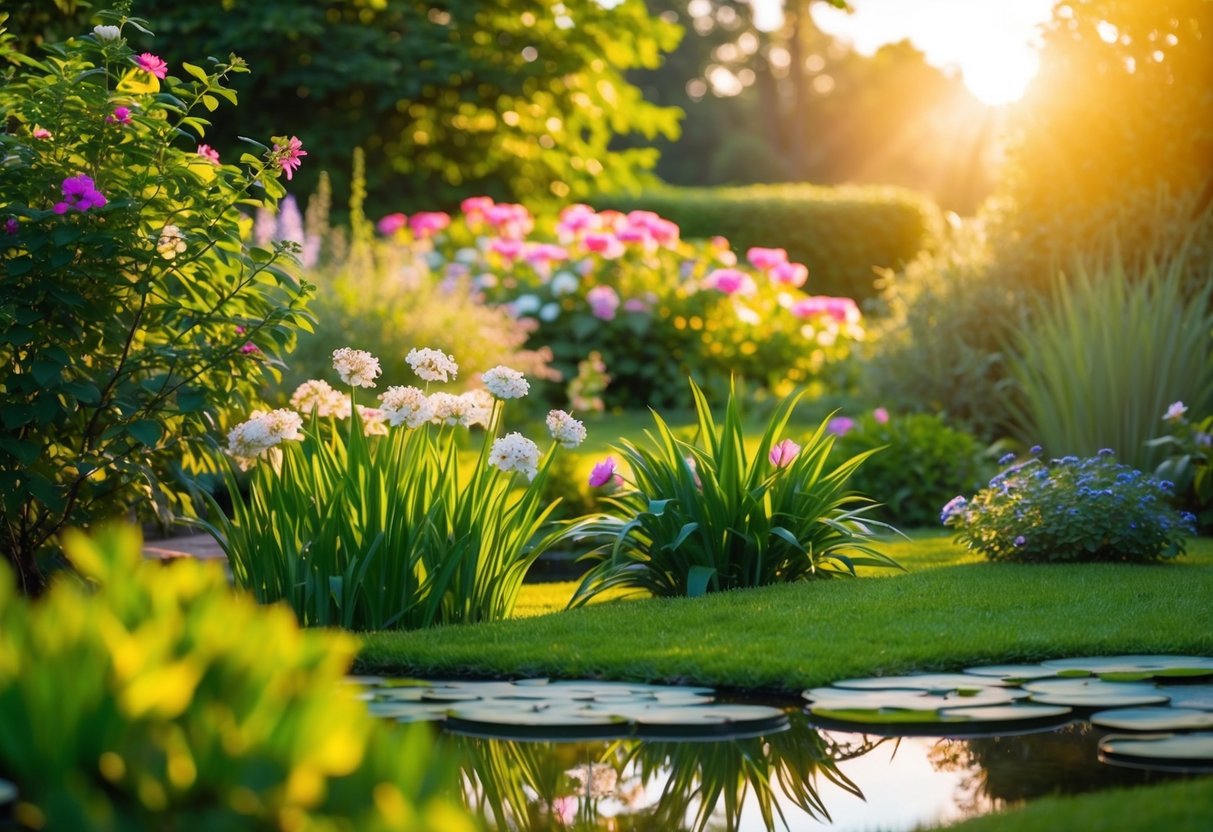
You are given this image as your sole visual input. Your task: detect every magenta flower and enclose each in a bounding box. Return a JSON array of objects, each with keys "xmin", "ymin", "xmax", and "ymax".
[
  {"xmin": 196, "ymin": 144, "xmax": 220, "ymax": 165},
  {"xmin": 489, "ymin": 237, "xmax": 525, "ymax": 261},
  {"xmin": 588, "ymin": 457, "xmax": 618, "ymax": 488},
  {"xmin": 622, "ymin": 297, "xmax": 651, "ymax": 314},
  {"xmin": 409, "ymin": 211, "xmax": 450, "ymax": 238},
  {"xmin": 873, "ymin": 407, "xmax": 890, "ymax": 424},
  {"xmin": 584, "ymin": 232, "xmax": 625, "ymax": 259},
  {"xmin": 105, "ymin": 106, "xmax": 132, "ymax": 126},
  {"xmin": 134, "ymin": 52, "xmax": 168, "ymax": 79},
  {"xmin": 240, "ymin": 341, "xmax": 260, "ymax": 355},
  {"xmin": 827, "ymin": 416, "xmax": 854, "ymax": 437},
  {"xmin": 272, "ymin": 136, "xmax": 307, "ymax": 181},
  {"xmin": 703, "ymin": 268, "xmax": 756, "ymax": 296},
  {"xmin": 523, "ymin": 243, "xmax": 568, "ymax": 267},
  {"xmin": 32, "ymin": 127, "xmax": 52, "ymax": 140},
  {"xmin": 53, "ymin": 174, "xmax": 107, "ymax": 214},
  {"xmin": 771, "ymin": 261, "xmax": 808, "ymax": 288},
  {"xmin": 647, "ymin": 217, "xmax": 680, "ymax": 248},
  {"xmin": 461, "ymin": 195, "xmax": 494, "ymax": 223},
  {"xmin": 556, "ymin": 203, "xmax": 597, "ymax": 240},
  {"xmin": 484, "ymin": 202, "xmax": 532, "ymax": 238},
  {"xmin": 769, "ymin": 438, "xmax": 801, "ymax": 468},
  {"xmin": 586, "ymin": 285, "xmax": 621, "ymax": 321},
  {"xmin": 746, "ymin": 246, "xmax": 787, "ymax": 271},
  {"xmin": 790, "ymin": 295, "xmax": 860, "ymax": 323},
  {"xmin": 4, "ymin": 217, "xmax": 18, "ymax": 235},
  {"xmin": 376, "ymin": 212, "xmax": 408, "ymax": 236}
]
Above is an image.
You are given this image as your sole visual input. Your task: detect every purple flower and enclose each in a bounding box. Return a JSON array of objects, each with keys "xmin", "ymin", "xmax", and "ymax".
[
  {"xmin": 586, "ymin": 285, "xmax": 620, "ymax": 321},
  {"xmin": 769, "ymin": 438, "xmax": 800, "ymax": 468},
  {"xmin": 55, "ymin": 174, "xmax": 107, "ymax": 213},
  {"xmin": 1013, "ymin": 535, "xmax": 1027, "ymax": 547},
  {"xmin": 940, "ymin": 495, "xmax": 967, "ymax": 525},
  {"xmin": 105, "ymin": 106, "xmax": 132, "ymax": 126},
  {"xmin": 588, "ymin": 457, "xmax": 618, "ymax": 488},
  {"xmin": 1030, "ymin": 445, "xmax": 1043, "ymax": 455},
  {"xmin": 999, "ymin": 452, "xmax": 1016, "ymax": 466},
  {"xmin": 4, "ymin": 217, "xmax": 17, "ymax": 235},
  {"xmin": 826, "ymin": 416, "xmax": 854, "ymax": 437}
]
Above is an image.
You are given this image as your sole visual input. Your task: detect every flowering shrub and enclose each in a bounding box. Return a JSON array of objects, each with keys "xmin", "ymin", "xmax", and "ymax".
[
  {"xmin": 1149, "ymin": 400, "xmax": 1213, "ymax": 529},
  {"xmin": 0, "ymin": 15, "xmax": 310, "ymax": 590},
  {"xmin": 828, "ymin": 410, "xmax": 994, "ymax": 527},
  {"xmin": 0, "ymin": 526, "xmax": 470, "ymax": 831},
  {"xmin": 368, "ymin": 198, "xmax": 865, "ymax": 408},
  {"xmin": 569, "ymin": 381, "xmax": 901, "ymax": 604},
  {"xmin": 941, "ymin": 449, "xmax": 1196, "ymax": 563},
  {"xmin": 202, "ymin": 347, "xmax": 583, "ymax": 630}
]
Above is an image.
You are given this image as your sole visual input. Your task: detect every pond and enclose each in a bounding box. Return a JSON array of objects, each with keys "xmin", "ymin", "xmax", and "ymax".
[{"xmin": 354, "ymin": 655, "xmax": 1213, "ymax": 831}]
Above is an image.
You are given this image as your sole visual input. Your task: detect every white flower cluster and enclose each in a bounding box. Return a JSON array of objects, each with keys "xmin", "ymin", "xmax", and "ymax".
[
  {"xmin": 331, "ymin": 347, "xmax": 381, "ymax": 388},
  {"xmin": 488, "ymin": 432, "xmax": 541, "ymax": 481},
  {"xmin": 290, "ymin": 379, "xmax": 351, "ymax": 419},
  {"xmin": 356, "ymin": 405, "xmax": 389, "ymax": 437},
  {"xmin": 156, "ymin": 224, "xmax": 186, "ymax": 260},
  {"xmin": 378, "ymin": 385, "xmax": 433, "ymax": 428},
  {"xmin": 226, "ymin": 408, "xmax": 303, "ymax": 470},
  {"xmin": 429, "ymin": 391, "xmax": 491, "ymax": 428},
  {"xmin": 407, "ymin": 347, "xmax": 458, "ymax": 383},
  {"xmin": 481, "ymin": 365, "xmax": 530, "ymax": 399},
  {"xmin": 545, "ymin": 410, "xmax": 586, "ymax": 449}
]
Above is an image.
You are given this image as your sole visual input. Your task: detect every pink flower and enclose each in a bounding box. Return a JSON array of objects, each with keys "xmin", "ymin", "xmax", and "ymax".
[
  {"xmin": 134, "ymin": 52, "xmax": 168, "ymax": 79},
  {"xmin": 746, "ymin": 247, "xmax": 787, "ymax": 271},
  {"xmin": 105, "ymin": 106, "xmax": 132, "ymax": 126},
  {"xmin": 272, "ymin": 135, "xmax": 307, "ymax": 181},
  {"xmin": 523, "ymin": 243, "xmax": 568, "ymax": 266},
  {"xmin": 703, "ymin": 268, "xmax": 756, "ymax": 296},
  {"xmin": 647, "ymin": 217, "xmax": 680, "ymax": 248},
  {"xmin": 240, "ymin": 341, "xmax": 260, "ymax": 355},
  {"xmin": 484, "ymin": 202, "xmax": 532, "ymax": 238},
  {"xmin": 489, "ymin": 237, "xmax": 526, "ymax": 261},
  {"xmin": 376, "ymin": 212, "xmax": 408, "ymax": 236},
  {"xmin": 556, "ymin": 203, "xmax": 597, "ymax": 240},
  {"xmin": 771, "ymin": 261, "xmax": 808, "ymax": 288},
  {"xmin": 616, "ymin": 226, "xmax": 649, "ymax": 245},
  {"xmin": 873, "ymin": 407, "xmax": 890, "ymax": 424},
  {"xmin": 196, "ymin": 144, "xmax": 220, "ymax": 164},
  {"xmin": 32, "ymin": 127, "xmax": 52, "ymax": 140},
  {"xmin": 584, "ymin": 232, "xmax": 625, "ymax": 259},
  {"xmin": 827, "ymin": 416, "xmax": 854, "ymax": 436},
  {"xmin": 410, "ymin": 211, "xmax": 450, "ymax": 238},
  {"xmin": 461, "ymin": 195, "xmax": 494, "ymax": 223},
  {"xmin": 622, "ymin": 297, "xmax": 651, "ymax": 314},
  {"xmin": 685, "ymin": 455, "xmax": 702, "ymax": 489},
  {"xmin": 790, "ymin": 295, "xmax": 860, "ymax": 323},
  {"xmin": 54, "ymin": 174, "xmax": 107, "ymax": 214},
  {"xmin": 769, "ymin": 438, "xmax": 800, "ymax": 468},
  {"xmin": 589, "ymin": 457, "xmax": 618, "ymax": 488},
  {"xmin": 586, "ymin": 285, "xmax": 620, "ymax": 321}
]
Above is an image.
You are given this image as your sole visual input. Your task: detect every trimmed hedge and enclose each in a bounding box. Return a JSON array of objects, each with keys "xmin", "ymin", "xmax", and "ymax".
[{"xmin": 593, "ymin": 184, "xmax": 941, "ymax": 300}]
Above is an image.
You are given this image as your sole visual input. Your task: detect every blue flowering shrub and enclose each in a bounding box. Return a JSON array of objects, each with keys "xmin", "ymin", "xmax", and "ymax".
[{"xmin": 941, "ymin": 449, "xmax": 1196, "ymax": 563}]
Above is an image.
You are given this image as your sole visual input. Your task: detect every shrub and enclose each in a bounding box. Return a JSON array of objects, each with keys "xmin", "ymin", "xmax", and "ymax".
[
  {"xmin": 0, "ymin": 15, "xmax": 310, "ymax": 591},
  {"xmin": 942, "ymin": 450, "xmax": 1196, "ymax": 563},
  {"xmin": 569, "ymin": 380, "xmax": 901, "ymax": 605},
  {"xmin": 591, "ymin": 184, "xmax": 941, "ymax": 300},
  {"xmin": 1149, "ymin": 402, "xmax": 1213, "ymax": 530},
  {"xmin": 202, "ymin": 349, "xmax": 583, "ymax": 630},
  {"xmin": 1005, "ymin": 247, "xmax": 1213, "ymax": 472},
  {"xmin": 829, "ymin": 410, "xmax": 994, "ymax": 527},
  {"xmin": 863, "ymin": 220, "xmax": 1027, "ymax": 441},
  {"xmin": 0, "ymin": 525, "xmax": 471, "ymax": 831}
]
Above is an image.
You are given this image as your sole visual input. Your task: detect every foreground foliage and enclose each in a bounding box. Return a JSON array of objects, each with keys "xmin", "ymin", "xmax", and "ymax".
[
  {"xmin": 569, "ymin": 381, "xmax": 900, "ymax": 606},
  {"xmin": 0, "ymin": 16, "xmax": 309, "ymax": 591},
  {"xmin": 0, "ymin": 526, "xmax": 471, "ymax": 831}
]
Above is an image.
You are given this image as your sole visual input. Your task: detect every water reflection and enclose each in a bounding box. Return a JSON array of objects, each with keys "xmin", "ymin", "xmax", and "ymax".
[{"xmin": 438, "ymin": 715, "xmax": 1198, "ymax": 831}]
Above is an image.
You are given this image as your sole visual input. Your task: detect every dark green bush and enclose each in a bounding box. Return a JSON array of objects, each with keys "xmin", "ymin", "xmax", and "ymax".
[
  {"xmin": 829, "ymin": 411, "xmax": 994, "ymax": 528},
  {"xmin": 591, "ymin": 184, "xmax": 941, "ymax": 300}
]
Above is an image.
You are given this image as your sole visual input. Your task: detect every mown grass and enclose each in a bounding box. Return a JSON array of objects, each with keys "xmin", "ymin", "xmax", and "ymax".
[{"xmin": 359, "ymin": 534, "xmax": 1213, "ymax": 691}]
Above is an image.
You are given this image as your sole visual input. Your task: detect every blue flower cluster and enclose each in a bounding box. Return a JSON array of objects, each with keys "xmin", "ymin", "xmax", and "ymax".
[{"xmin": 940, "ymin": 448, "xmax": 1194, "ymax": 563}]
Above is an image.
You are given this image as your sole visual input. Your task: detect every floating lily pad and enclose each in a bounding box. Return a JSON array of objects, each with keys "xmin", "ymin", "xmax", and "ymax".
[
  {"xmin": 963, "ymin": 664, "xmax": 1062, "ymax": 682},
  {"xmin": 1030, "ymin": 692, "xmax": 1171, "ymax": 708},
  {"xmin": 1090, "ymin": 707, "xmax": 1213, "ymax": 732},
  {"xmin": 830, "ymin": 673, "xmax": 1009, "ymax": 692},
  {"xmin": 938, "ymin": 704, "xmax": 1074, "ymax": 724},
  {"xmin": 632, "ymin": 704, "xmax": 789, "ymax": 739},
  {"xmin": 1041, "ymin": 655, "xmax": 1213, "ymax": 676},
  {"xmin": 805, "ymin": 685, "xmax": 1024, "ymax": 711},
  {"xmin": 1162, "ymin": 685, "xmax": 1213, "ymax": 711},
  {"xmin": 1099, "ymin": 732, "xmax": 1213, "ymax": 770},
  {"xmin": 445, "ymin": 705, "xmax": 629, "ymax": 741},
  {"xmin": 1022, "ymin": 678, "xmax": 1163, "ymax": 696}
]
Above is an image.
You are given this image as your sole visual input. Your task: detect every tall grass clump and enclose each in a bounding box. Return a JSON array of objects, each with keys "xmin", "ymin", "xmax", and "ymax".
[{"xmin": 1006, "ymin": 248, "xmax": 1213, "ymax": 471}]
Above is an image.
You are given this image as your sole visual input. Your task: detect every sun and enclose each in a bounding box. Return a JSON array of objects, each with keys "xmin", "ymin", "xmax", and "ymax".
[{"xmin": 955, "ymin": 43, "xmax": 1040, "ymax": 107}]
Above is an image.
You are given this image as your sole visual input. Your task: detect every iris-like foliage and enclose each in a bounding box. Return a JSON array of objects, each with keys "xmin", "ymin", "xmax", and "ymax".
[{"xmin": 570, "ymin": 380, "xmax": 901, "ymax": 605}]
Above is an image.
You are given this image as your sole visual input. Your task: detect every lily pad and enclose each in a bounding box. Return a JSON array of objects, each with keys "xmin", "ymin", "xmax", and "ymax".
[
  {"xmin": 1022, "ymin": 678, "xmax": 1162, "ymax": 697},
  {"xmin": 1099, "ymin": 732, "xmax": 1213, "ymax": 769},
  {"xmin": 445, "ymin": 705, "xmax": 630, "ymax": 741},
  {"xmin": 631, "ymin": 704, "xmax": 789, "ymax": 739},
  {"xmin": 830, "ymin": 673, "xmax": 1009, "ymax": 692},
  {"xmin": 938, "ymin": 704, "xmax": 1074, "ymax": 724},
  {"xmin": 1041, "ymin": 655, "xmax": 1213, "ymax": 676},
  {"xmin": 1029, "ymin": 692, "xmax": 1171, "ymax": 708},
  {"xmin": 805, "ymin": 686, "xmax": 1024, "ymax": 711},
  {"xmin": 1162, "ymin": 685, "xmax": 1213, "ymax": 711},
  {"xmin": 963, "ymin": 664, "xmax": 1062, "ymax": 682},
  {"xmin": 1090, "ymin": 707, "xmax": 1213, "ymax": 732}
]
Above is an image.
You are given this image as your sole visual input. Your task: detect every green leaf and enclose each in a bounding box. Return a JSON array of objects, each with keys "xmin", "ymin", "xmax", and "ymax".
[
  {"xmin": 128, "ymin": 420, "xmax": 163, "ymax": 446},
  {"xmin": 31, "ymin": 360, "xmax": 62, "ymax": 386},
  {"xmin": 182, "ymin": 61, "xmax": 209, "ymax": 83},
  {"xmin": 686, "ymin": 565, "xmax": 716, "ymax": 598}
]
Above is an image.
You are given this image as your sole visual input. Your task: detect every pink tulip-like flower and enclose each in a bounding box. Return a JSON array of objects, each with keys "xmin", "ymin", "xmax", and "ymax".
[
  {"xmin": 584, "ymin": 232, "xmax": 625, "ymax": 259},
  {"xmin": 586, "ymin": 285, "xmax": 621, "ymax": 321},
  {"xmin": 771, "ymin": 261, "xmax": 808, "ymax": 288},
  {"xmin": 703, "ymin": 268, "xmax": 756, "ymax": 296},
  {"xmin": 377, "ymin": 212, "xmax": 408, "ymax": 236},
  {"xmin": 54, "ymin": 174, "xmax": 107, "ymax": 214},
  {"xmin": 272, "ymin": 136, "xmax": 307, "ymax": 181},
  {"xmin": 32, "ymin": 127, "xmax": 52, "ymax": 140},
  {"xmin": 873, "ymin": 407, "xmax": 890, "ymax": 424},
  {"xmin": 769, "ymin": 438, "xmax": 800, "ymax": 468},
  {"xmin": 134, "ymin": 52, "xmax": 168, "ymax": 79},
  {"xmin": 489, "ymin": 237, "xmax": 526, "ymax": 261},
  {"xmin": 105, "ymin": 106, "xmax": 132, "ymax": 126},
  {"xmin": 827, "ymin": 416, "xmax": 855, "ymax": 436},
  {"xmin": 410, "ymin": 211, "xmax": 450, "ymax": 238},
  {"xmin": 747, "ymin": 247, "xmax": 787, "ymax": 271},
  {"xmin": 196, "ymin": 144, "xmax": 220, "ymax": 164},
  {"xmin": 589, "ymin": 456, "xmax": 618, "ymax": 488}
]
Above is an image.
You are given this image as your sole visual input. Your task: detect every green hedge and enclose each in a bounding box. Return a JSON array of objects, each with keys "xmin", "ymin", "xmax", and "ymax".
[{"xmin": 592, "ymin": 184, "xmax": 941, "ymax": 300}]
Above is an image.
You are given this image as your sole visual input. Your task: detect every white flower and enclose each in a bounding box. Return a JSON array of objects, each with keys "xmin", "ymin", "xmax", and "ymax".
[
  {"xmin": 539, "ymin": 302, "xmax": 560, "ymax": 322},
  {"xmin": 513, "ymin": 293, "xmax": 542, "ymax": 316},
  {"xmin": 428, "ymin": 391, "xmax": 478, "ymax": 427},
  {"xmin": 488, "ymin": 432, "xmax": 541, "ymax": 481},
  {"xmin": 550, "ymin": 271, "xmax": 580, "ymax": 296},
  {"xmin": 93, "ymin": 24, "xmax": 121, "ymax": 42},
  {"xmin": 226, "ymin": 408, "xmax": 302, "ymax": 469},
  {"xmin": 331, "ymin": 347, "xmax": 381, "ymax": 388},
  {"xmin": 290, "ymin": 379, "xmax": 350, "ymax": 419},
  {"xmin": 545, "ymin": 409, "xmax": 586, "ymax": 448},
  {"xmin": 1164, "ymin": 401, "xmax": 1188, "ymax": 422},
  {"xmin": 156, "ymin": 224, "xmax": 186, "ymax": 260},
  {"xmin": 356, "ymin": 405, "xmax": 389, "ymax": 436},
  {"xmin": 406, "ymin": 347, "xmax": 458, "ymax": 382},
  {"xmin": 461, "ymin": 389, "xmax": 495, "ymax": 428},
  {"xmin": 378, "ymin": 385, "xmax": 433, "ymax": 429},
  {"xmin": 482, "ymin": 365, "xmax": 530, "ymax": 399}
]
